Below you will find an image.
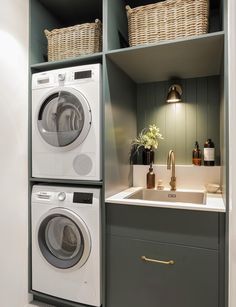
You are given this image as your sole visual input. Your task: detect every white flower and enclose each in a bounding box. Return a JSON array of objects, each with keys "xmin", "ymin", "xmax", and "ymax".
[{"xmin": 132, "ymin": 124, "xmax": 164, "ymax": 150}]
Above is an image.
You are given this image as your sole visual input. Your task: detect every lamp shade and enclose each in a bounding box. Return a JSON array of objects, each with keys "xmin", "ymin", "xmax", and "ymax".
[{"xmin": 166, "ymin": 84, "xmax": 182, "ymax": 103}]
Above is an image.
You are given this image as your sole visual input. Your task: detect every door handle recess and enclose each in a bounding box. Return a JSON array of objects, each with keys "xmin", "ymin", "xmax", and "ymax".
[{"xmin": 141, "ymin": 255, "xmax": 175, "ymax": 265}]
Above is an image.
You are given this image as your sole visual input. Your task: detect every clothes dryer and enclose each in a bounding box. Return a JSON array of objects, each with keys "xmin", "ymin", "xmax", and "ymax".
[
  {"xmin": 32, "ymin": 64, "xmax": 101, "ymax": 180},
  {"xmin": 31, "ymin": 185, "xmax": 101, "ymax": 306}
]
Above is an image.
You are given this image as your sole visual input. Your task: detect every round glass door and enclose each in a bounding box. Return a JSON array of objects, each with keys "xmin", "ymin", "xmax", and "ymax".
[
  {"xmin": 37, "ymin": 208, "xmax": 91, "ymax": 269},
  {"xmin": 37, "ymin": 89, "xmax": 91, "ymax": 148}
]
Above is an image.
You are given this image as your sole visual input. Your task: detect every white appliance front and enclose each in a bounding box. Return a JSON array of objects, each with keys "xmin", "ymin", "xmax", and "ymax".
[
  {"xmin": 32, "ymin": 64, "xmax": 102, "ymax": 180},
  {"xmin": 31, "ymin": 185, "xmax": 101, "ymax": 306}
]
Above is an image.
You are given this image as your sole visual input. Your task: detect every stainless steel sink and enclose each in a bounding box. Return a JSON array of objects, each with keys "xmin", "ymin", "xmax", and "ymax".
[{"xmin": 126, "ymin": 189, "xmax": 206, "ymax": 205}]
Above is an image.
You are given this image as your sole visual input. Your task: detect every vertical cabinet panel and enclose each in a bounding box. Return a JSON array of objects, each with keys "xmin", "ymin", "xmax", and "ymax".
[{"xmin": 106, "ymin": 235, "xmax": 219, "ymax": 307}]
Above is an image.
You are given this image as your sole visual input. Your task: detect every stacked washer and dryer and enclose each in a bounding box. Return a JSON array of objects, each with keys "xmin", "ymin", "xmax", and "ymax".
[{"xmin": 31, "ymin": 64, "xmax": 102, "ymax": 306}]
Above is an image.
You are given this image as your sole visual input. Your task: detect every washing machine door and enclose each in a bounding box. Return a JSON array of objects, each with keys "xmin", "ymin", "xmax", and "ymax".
[
  {"xmin": 37, "ymin": 208, "xmax": 91, "ymax": 269},
  {"xmin": 37, "ymin": 88, "xmax": 91, "ymax": 148}
]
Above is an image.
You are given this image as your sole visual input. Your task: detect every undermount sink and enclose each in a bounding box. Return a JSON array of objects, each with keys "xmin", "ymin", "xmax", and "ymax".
[{"xmin": 126, "ymin": 189, "xmax": 206, "ymax": 205}]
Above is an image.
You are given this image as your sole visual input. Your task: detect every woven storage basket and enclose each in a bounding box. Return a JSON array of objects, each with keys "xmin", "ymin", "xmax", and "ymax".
[
  {"xmin": 44, "ymin": 19, "xmax": 102, "ymax": 62},
  {"xmin": 126, "ymin": 0, "xmax": 209, "ymax": 47}
]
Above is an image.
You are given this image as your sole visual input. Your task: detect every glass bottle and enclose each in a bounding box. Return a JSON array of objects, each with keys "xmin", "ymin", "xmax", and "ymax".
[
  {"xmin": 192, "ymin": 141, "xmax": 202, "ymax": 166},
  {"xmin": 204, "ymin": 139, "xmax": 215, "ymax": 166},
  {"xmin": 146, "ymin": 163, "xmax": 155, "ymax": 189}
]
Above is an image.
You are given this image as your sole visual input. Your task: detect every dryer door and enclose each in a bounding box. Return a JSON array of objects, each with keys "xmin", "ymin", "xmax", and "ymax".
[
  {"xmin": 37, "ymin": 208, "xmax": 91, "ymax": 269},
  {"xmin": 37, "ymin": 88, "xmax": 91, "ymax": 149}
]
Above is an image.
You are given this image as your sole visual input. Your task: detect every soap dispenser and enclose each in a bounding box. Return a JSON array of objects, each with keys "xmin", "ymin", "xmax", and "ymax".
[{"xmin": 147, "ymin": 163, "xmax": 155, "ymax": 189}]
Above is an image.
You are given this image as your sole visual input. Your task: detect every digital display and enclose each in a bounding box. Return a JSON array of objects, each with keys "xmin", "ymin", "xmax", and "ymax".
[
  {"xmin": 74, "ymin": 70, "xmax": 92, "ymax": 80},
  {"xmin": 73, "ymin": 192, "xmax": 93, "ymax": 204}
]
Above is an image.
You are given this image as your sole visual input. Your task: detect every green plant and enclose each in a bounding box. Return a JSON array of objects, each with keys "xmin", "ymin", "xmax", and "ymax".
[{"xmin": 132, "ymin": 124, "xmax": 164, "ymax": 150}]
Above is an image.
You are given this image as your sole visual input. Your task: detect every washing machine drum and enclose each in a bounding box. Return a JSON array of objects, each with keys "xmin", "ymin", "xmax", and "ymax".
[
  {"xmin": 37, "ymin": 208, "xmax": 91, "ymax": 269},
  {"xmin": 37, "ymin": 89, "xmax": 91, "ymax": 148}
]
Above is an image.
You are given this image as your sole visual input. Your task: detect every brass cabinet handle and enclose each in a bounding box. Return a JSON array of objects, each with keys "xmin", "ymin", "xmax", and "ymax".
[{"xmin": 141, "ymin": 255, "xmax": 175, "ymax": 265}]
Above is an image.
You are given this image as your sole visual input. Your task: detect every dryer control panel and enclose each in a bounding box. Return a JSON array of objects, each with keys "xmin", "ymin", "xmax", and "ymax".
[{"xmin": 32, "ymin": 64, "xmax": 101, "ymax": 89}]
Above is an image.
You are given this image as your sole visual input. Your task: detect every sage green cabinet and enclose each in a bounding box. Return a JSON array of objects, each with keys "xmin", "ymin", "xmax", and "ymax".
[
  {"xmin": 106, "ymin": 204, "xmax": 225, "ymax": 307},
  {"xmin": 106, "ymin": 235, "xmax": 218, "ymax": 307}
]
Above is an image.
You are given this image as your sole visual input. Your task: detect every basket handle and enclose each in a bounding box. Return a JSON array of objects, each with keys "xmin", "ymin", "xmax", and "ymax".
[
  {"xmin": 125, "ymin": 5, "xmax": 131, "ymax": 12},
  {"xmin": 95, "ymin": 19, "xmax": 102, "ymax": 25},
  {"xmin": 44, "ymin": 29, "xmax": 51, "ymax": 37}
]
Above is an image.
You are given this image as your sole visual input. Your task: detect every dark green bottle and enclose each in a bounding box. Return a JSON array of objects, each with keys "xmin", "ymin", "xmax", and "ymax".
[{"xmin": 204, "ymin": 139, "xmax": 215, "ymax": 166}]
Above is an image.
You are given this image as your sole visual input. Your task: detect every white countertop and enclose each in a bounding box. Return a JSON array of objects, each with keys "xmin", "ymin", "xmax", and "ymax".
[{"xmin": 106, "ymin": 187, "xmax": 226, "ymax": 212}]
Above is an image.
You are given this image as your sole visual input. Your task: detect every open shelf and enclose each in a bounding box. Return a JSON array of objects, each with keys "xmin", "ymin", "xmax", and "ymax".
[
  {"xmin": 30, "ymin": 0, "xmax": 103, "ymax": 66},
  {"xmin": 106, "ymin": 31, "xmax": 224, "ymax": 83},
  {"xmin": 107, "ymin": 0, "xmax": 223, "ymax": 51},
  {"xmin": 30, "ymin": 52, "xmax": 103, "ymax": 72}
]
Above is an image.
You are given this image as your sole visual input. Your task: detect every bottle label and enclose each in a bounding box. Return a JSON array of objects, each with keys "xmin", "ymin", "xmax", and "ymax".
[{"xmin": 204, "ymin": 148, "xmax": 215, "ymax": 161}]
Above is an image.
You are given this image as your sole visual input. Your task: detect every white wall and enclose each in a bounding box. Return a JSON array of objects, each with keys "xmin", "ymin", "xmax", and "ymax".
[
  {"xmin": 0, "ymin": 0, "xmax": 29, "ymax": 306},
  {"xmin": 228, "ymin": 0, "xmax": 236, "ymax": 306}
]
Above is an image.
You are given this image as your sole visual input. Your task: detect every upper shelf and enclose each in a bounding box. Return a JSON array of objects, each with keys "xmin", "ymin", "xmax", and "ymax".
[
  {"xmin": 31, "ymin": 52, "xmax": 103, "ymax": 72},
  {"xmin": 30, "ymin": 0, "xmax": 103, "ymax": 65},
  {"xmin": 106, "ymin": 0, "xmax": 223, "ymax": 51},
  {"xmin": 106, "ymin": 31, "xmax": 224, "ymax": 83}
]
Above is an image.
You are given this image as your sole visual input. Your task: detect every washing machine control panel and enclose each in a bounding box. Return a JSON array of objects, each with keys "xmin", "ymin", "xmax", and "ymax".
[{"xmin": 33, "ymin": 189, "xmax": 95, "ymax": 206}]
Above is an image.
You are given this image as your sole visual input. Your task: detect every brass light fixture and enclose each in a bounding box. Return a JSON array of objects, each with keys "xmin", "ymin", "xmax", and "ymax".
[{"xmin": 166, "ymin": 84, "xmax": 182, "ymax": 103}]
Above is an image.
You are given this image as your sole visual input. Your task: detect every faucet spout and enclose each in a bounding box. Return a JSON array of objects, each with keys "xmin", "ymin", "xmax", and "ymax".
[{"xmin": 167, "ymin": 150, "xmax": 176, "ymax": 191}]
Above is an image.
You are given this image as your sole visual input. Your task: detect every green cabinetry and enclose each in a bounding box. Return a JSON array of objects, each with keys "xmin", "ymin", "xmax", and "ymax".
[
  {"xmin": 106, "ymin": 204, "xmax": 225, "ymax": 307},
  {"xmin": 107, "ymin": 235, "xmax": 218, "ymax": 307}
]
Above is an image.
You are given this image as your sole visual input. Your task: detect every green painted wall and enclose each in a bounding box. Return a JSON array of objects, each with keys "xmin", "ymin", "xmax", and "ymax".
[
  {"xmin": 107, "ymin": 0, "xmax": 128, "ymax": 50},
  {"xmin": 105, "ymin": 58, "xmax": 137, "ymax": 197},
  {"xmin": 30, "ymin": 0, "xmax": 61, "ymax": 64},
  {"xmin": 136, "ymin": 76, "xmax": 220, "ymax": 165}
]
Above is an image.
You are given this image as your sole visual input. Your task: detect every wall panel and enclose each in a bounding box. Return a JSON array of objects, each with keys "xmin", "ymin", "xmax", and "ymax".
[{"xmin": 136, "ymin": 76, "xmax": 220, "ymax": 165}]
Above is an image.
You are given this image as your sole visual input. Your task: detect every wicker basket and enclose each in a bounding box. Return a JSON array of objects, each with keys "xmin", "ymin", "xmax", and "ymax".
[
  {"xmin": 44, "ymin": 19, "xmax": 102, "ymax": 62},
  {"xmin": 126, "ymin": 0, "xmax": 209, "ymax": 47}
]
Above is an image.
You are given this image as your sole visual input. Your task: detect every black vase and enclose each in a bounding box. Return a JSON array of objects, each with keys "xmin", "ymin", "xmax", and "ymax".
[{"xmin": 142, "ymin": 148, "xmax": 155, "ymax": 165}]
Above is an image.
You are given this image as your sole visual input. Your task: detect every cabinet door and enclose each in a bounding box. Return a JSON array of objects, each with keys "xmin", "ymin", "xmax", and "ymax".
[{"xmin": 106, "ymin": 235, "xmax": 219, "ymax": 307}]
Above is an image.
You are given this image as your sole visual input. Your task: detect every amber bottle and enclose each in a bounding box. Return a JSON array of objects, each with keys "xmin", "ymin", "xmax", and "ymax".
[
  {"xmin": 146, "ymin": 164, "xmax": 155, "ymax": 189},
  {"xmin": 192, "ymin": 141, "xmax": 202, "ymax": 166}
]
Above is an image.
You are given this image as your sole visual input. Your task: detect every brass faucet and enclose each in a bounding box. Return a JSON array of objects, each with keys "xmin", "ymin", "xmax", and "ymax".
[{"xmin": 167, "ymin": 150, "xmax": 176, "ymax": 191}]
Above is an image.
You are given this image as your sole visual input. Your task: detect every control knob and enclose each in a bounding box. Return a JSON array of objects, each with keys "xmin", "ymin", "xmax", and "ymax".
[
  {"xmin": 58, "ymin": 192, "xmax": 66, "ymax": 201},
  {"xmin": 58, "ymin": 73, "xmax": 65, "ymax": 81}
]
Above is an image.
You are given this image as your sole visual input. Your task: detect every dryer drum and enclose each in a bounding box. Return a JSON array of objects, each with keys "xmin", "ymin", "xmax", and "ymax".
[{"xmin": 38, "ymin": 91, "xmax": 86, "ymax": 147}]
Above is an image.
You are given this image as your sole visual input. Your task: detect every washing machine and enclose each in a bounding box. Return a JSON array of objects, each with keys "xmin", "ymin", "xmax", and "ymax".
[
  {"xmin": 32, "ymin": 64, "xmax": 101, "ymax": 180},
  {"xmin": 31, "ymin": 185, "xmax": 101, "ymax": 306}
]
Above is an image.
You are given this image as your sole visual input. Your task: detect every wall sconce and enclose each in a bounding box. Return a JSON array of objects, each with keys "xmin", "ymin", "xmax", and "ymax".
[{"xmin": 166, "ymin": 84, "xmax": 182, "ymax": 103}]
